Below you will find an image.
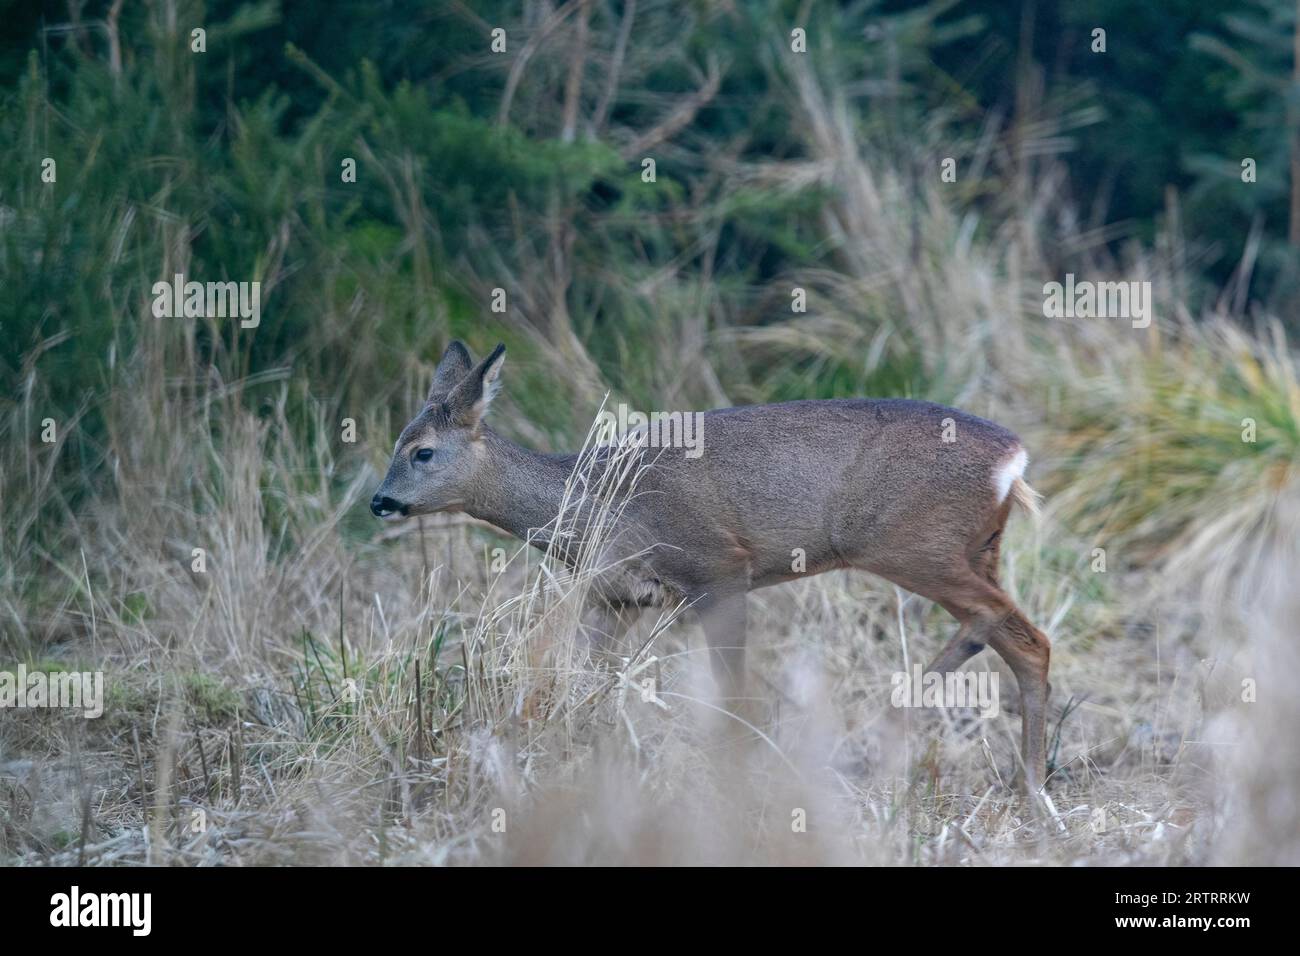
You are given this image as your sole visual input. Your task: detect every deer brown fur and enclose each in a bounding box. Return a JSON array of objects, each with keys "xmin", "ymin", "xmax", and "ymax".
[{"xmin": 373, "ymin": 342, "xmax": 1051, "ymax": 792}]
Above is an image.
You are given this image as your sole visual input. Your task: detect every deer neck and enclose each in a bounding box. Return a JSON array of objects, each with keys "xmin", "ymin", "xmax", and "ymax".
[{"xmin": 467, "ymin": 428, "xmax": 578, "ymax": 552}]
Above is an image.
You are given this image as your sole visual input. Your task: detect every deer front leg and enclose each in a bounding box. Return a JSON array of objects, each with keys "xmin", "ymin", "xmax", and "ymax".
[
  {"xmin": 582, "ymin": 602, "xmax": 640, "ymax": 658},
  {"xmin": 695, "ymin": 592, "xmax": 748, "ymax": 706}
]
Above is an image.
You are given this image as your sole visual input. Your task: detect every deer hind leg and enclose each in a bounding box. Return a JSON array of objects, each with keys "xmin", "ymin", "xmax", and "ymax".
[
  {"xmin": 924, "ymin": 618, "xmax": 987, "ymax": 678},
  {"xmin": 894, "ymin": 499, "xmax": 1009, "ymax": 671},
  {"xmin": 971, "ymin": 524, "xmax": 1004, "ymax": 587},
  {"xmin": 897, "ymin": 565, "xmax": 1051, "ymax": 794},
  {"xmin": 930, "ymin": 597, "xmax": 1050, "ymax": 794},
  {"xmin": 924, "ymin": 522, "xmax": 1008, "ymax": 673},
  {"xmin": 984, "ymin": 602, "xmax": 1051, "ymax": 794}
]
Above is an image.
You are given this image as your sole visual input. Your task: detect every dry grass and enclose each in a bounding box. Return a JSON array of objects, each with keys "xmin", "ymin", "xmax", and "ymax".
[{"xmin": 0, "ymin": 353, "xmax": 1277, "ymax": 864}]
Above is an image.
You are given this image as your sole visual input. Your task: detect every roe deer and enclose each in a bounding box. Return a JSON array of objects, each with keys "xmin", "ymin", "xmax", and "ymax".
[{"xmin": 372, "ymin": 342, "xmax": 1051, "ymax": 792}]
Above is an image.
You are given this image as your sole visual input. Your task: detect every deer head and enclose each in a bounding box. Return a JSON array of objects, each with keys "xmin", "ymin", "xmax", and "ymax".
[{"xmin": 370, "ymin": 341, "xmax": 506, "ymax": 520}]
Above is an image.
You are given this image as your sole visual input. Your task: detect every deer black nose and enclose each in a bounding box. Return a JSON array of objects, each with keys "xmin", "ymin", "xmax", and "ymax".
[{"xmin": 371, "ymin": 494, "xmax": 404, "ymax": 517}]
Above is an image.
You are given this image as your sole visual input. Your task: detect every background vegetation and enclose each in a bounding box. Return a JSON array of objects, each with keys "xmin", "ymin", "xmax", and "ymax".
[{"xmin": 2, "ymin": 0, "xmax": 1298, "ymax": 865}]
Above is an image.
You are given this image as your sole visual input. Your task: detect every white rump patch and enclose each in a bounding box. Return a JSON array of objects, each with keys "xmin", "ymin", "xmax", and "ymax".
[{"xmin": 993, "ymin": 448, "xmax": 1028, "ymax": 504}]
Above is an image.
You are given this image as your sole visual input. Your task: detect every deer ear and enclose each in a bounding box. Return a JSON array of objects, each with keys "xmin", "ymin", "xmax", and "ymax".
[
  {"xmin": 427, "ymin": 341, "xmax": 474, "ymax": 405},
  {"xmin": 446, "ymin": 343, "xmax": 506, "ymax": 429}
]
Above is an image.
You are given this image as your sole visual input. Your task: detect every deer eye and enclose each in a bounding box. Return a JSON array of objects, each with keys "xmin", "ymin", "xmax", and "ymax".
[{"xmin": 414, "ymin": 447, "xmax": 435, "ymax": 463}]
